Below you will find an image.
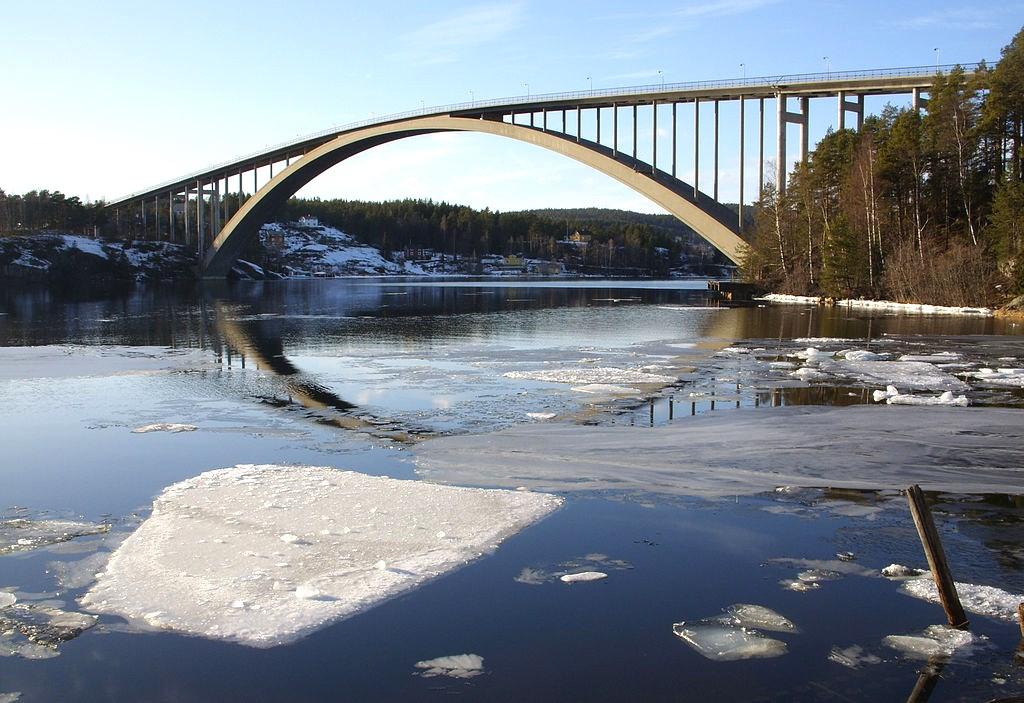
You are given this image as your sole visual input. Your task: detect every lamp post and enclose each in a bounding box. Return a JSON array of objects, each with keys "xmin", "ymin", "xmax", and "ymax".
[
  {"xmin": 586, "ymin": 75, "xmax": 592, "ymax": 93},
  {"xmin": 934, "ymin": 47, "xmax": 940, "ymax": 68},
  {"xmin": 523, "ymin": 82, "xmax": 530, "ymax": 98},
  {"xmin": 823, "ymin": 56, "xmax": 830, "ymax": 78},
  {"xmin": 658, "ymin": 69, "xmax": 664, "ymax": 88},
  {"xmin": 469, "ymin": 90, "xmax": 475, "ymax": 105},
  {"xmin": 740, "ymin": 62, "xmax": 745, "ymax": 79}
]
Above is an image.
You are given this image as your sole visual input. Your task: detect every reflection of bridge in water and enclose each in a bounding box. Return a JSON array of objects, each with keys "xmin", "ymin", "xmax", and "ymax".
[
  {"xmin": 213, "ymin": 304, "xmax": 425, "ymax": 441},
  {"xmin": 107, "ymin": 65, "xmax": 977, "ymax": 276}
]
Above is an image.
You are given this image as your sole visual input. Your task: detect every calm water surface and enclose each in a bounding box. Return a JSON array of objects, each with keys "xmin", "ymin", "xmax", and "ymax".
[{"xmin": 1, "ymin": 278, "xmax": 1023, "ymax": 702}]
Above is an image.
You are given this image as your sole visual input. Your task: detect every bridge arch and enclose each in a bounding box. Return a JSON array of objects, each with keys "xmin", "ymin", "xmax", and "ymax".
[{"xmin": 204, "ymin": 116, "xmax": 747, "ymax": 277}]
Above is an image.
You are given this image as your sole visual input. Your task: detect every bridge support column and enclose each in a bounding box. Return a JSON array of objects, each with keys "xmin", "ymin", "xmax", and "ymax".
[
  {"xmin": 542, "ymin": 110, "xmax": 547, "ymax": 132},
  {"xmin": 652, "ymin": 100, "xmax": 657, "ymax": 174},
  {"xmin": 196, "ymin": 179, "xmax": 204, "ymax": 258},
  {"xmin": 169, "ymin": 191, "xmax": 174, "ymax": 242},
  {"xmin": 758, "ymin": 97, "xmax": 765, "ymax": 197},
  {"xmin": 693, "ymin": 98, "xmax": 700, "ymax": 198},
  {"xmin": 141, "ymin": 201, "xmax": 147, "ymax": 239},
  {"xmin": 612, "ymin": 103, "xmax": 618, "ymax": 156},
  {"xmin": 632, "ymin": 105, "xmax": 638, "ymax": 160},
  {"xmin": 739, "ymin": 96, "xmax": 745, "ymax": 231},
  {"xmin": 671, "ymin": 102, "xmax": 677, "ymax": 178},
  {"xmin": 596, "ymin": 107, "xmax": 600, "ymax": 144},
  {"xmin": 776, "ymin": 93, "xmax": 809, "ymax": 194},
  {"xmin": 184, "ymin": 187, "xmax": 191, "ymax": 246},
  {"xmin": 576, "ymin": 107, "xmax": 581, "ymax": 143},
  {"xmin": 912, "ymin": 88, "xmax": 928, "ymax": 112},
  {"xmin": 838, "ymin": 91, "xmax": 864, "ymax": 130},
  {"xmin": 713, "ymin": 99, "xmax": 720, "ymax": 200}
]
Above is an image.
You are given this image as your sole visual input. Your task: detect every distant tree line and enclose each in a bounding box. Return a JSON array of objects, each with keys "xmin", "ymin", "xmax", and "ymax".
[
  {"xmin": 742, "ymin": 27, "xmax": 1024, "ymax": 306},
  {"xmin": 276, "ymin": 197, "xmax": 706, "ymax": 272},
  {"xmin": 0, "ymin": 189, "xmax": 106, "ymax": 235}
]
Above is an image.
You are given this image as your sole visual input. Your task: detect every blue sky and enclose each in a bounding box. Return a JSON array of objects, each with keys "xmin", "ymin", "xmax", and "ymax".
[{"xmin": 1, "ymin": 1, "xmax": 1019, "ymax": 212}]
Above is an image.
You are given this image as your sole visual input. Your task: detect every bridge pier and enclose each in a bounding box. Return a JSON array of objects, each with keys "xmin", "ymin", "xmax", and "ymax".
[
  {"xmin": 837, "ymin": 91, "xmax": 864, "ymax": 130},
  {"xmin": 776, "ymin": 94, "xmax": 810, "ymax": 194},
  {"xmin": 738, "ymin": 96, "xmax": 745, "ymax": 231},
  {"xmin": 693, "ymin": 98, "xmax": 700, "ymax": 198},
  {"xmin": 713, "ymin": 99, "xmax": 720, "ymax": 200},
  {"xmin": 652, "ymin": 100, "xmax": 657, "ymax": 174}
]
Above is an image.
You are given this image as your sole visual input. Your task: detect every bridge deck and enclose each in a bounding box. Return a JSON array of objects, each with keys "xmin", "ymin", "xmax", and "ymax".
[{"xmin": 108, "ymin": 63, "xmax": 978, "ymax": 206}]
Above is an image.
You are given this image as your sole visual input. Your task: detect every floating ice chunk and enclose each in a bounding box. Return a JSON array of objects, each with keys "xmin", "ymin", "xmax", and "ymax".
[
  {"xmin": 716, "ymin": 347, "xmax": 749, "ymax": 355},
  {"xmin": 414, "ymin": 653, "xmax": 484, "ymax": 679},
  {"xmin": 970, "ymin": 368, "xmax": 1024, "ymax": 387},
  {"xmin": 131, "ymin": 423, "xmax": 198, "ymax": 434},
  {"xmin": 820, "ymin": 360, "xmax": 968, "ymax": 391},
  {"xmin": 724, "ymin": 604, "xmax": 796, "ymax": 633},
  {"xmin": 570, "ymin": 383, "xmax": 642, "ymax": 395},
  {"xmin": 835, "ymin": 551, "xmax": 856, "ymax": 562},
  {"xmin": 0, "ymin": 602, "xmax": 96, "ymax": 657},
  {"xmin": 840, "ymin": 350, "xmax": 889, "ymax": 361},
  {"xmin": 884, "ymin": 625, "xmax": 987, "ymax": 660},
  {"xmin": 898, "ymin": 352, "xmax": 960, "ymax": 363},
  {"xmin": 780, "ymin": 579, "xmax": 819, "ymax": 592},
  {"xmin": 881, "ymin": 564, "xmax": 923, "ymax": 578},
  {"xmin": 791, "ymin": 367, "xmax": 829, "ymax": 381},
  {"xmin": 81, "ymin": 465, "xmax": 561, "ymax": 647},
  {"xmin": 901, "ymin": 578, "xmax": 1024, "ymax": 621},
  {"xmin": 0, "ymin": 692, "xmax": 21, "ymax": 702},
  {"xmin": 526, "ymin": 412, "xmax": 556, "ymax": 420},
  {"xmin": 0, "ymin": 519, "xmax": 110, "ymax": 556},
  {"xmin": 886, "ymin": 391, "xmax": 969, "ymax": 407},
  {"xmin": 828, "ymin": 645, "xmax": 881, "ymax": 668},
  {"xmin": 504, "ymin": 367, "xmax": 676, "ymax": 385},
  {"xmin": 560, "ymin": 571, "xmax": 608, "ymax": 583},
  {"xmin": 514, "ymin": 568, "xmax": 548, "ymax": 585},
  {"xmin": 770, "ymin": 361, "xmax": 797, "ymax": 369},
  {"xmin": 0, "ymin": 593, "xmax": 15, "ymax": 608},
  {"xmin": 279, "ymin": 534, "xmax": 301, "ymax": 544},
  {"xmin": 672, "ymin": 621, "xmax": 787, "ymax": 661},
  {"xmin": 48, "ymin": 552, "xmax": 111, "ymax": 590},
  {"xmin": 872, "ymin": 385, "xmax": 900, "ymax": 402}
]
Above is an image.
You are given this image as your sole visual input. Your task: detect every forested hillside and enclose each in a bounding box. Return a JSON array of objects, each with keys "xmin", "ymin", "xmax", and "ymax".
[{"xmin": 742, "ymin": 27, "xmax": 1024, "ymax": 307}]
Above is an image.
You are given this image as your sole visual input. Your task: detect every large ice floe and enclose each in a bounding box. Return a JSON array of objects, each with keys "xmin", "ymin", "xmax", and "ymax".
[
  {"xmin": 81, "ymin": 465, "xmax": 561, "ymax": 647},
  {"xmin": 672, "ymin": 604, "xmax": 795, "ymax": 661},
  {"xmin": 416, "ymin": 406, "xmax": 1024, "ymax": 498}
]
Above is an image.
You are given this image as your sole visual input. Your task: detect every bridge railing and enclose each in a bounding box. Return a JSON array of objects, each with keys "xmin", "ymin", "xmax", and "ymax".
[{"xmin": 110, "ymin": 62, "xmax": 984, "ymax": 204}]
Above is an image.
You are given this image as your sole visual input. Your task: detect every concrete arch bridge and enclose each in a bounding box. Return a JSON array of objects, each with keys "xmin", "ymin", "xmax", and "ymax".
[{"xmin": 107, "ymin": 65, "xmax": 974, "ymax": 277}]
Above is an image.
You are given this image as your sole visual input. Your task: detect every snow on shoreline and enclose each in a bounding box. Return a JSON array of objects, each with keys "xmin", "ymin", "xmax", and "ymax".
[
  {"xmin": 415, "ymin": 405, "xmax": 1024, "ymax": 498},
  {"xmin": 81, "ymin": 465, "xmax": 561, "ymax": 647},
  {"xmin": 759, "ymin": 293, "xmax": 992, "ymax": 317}
]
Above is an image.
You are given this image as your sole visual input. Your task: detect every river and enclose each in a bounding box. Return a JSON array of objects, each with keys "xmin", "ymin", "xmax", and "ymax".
[{"xmin": 1, "ymin": 278, "xmax": 1022, "ymax": 701}]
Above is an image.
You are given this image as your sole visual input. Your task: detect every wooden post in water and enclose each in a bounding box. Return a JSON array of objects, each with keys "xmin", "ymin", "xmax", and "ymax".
[{"xmin": 906, "ymin": 484, "xmax": 968, "ymax": 629}]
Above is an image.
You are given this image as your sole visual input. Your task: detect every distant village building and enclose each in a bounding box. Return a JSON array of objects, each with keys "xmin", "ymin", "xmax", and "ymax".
[{"xmin": 297, "ymin": 216, "xmax": 320, "ymax": 228}]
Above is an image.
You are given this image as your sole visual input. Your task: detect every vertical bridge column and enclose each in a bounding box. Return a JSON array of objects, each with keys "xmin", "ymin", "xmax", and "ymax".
[
  {"xmin": 912, "ymin": 88, "xmax": 928, "ymax": 112},
  {"xmin": 837, "ymin": 91, "xmax": 864, "ymax": 130},
  {"xmin": 776, "ymin": 93, "xmax": 809, "ymax": 194},
  {"xmin": 738, "ymin": 96, "xmax": 745, "ymax": 231}
]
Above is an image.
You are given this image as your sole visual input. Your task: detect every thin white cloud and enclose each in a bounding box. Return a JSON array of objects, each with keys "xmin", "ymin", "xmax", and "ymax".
[
  {"xmin": 398, "ymin": 3, "xmax": 526, "ymax": 64},
  {"xmin": 893, "ymin": 7, "xmax": 1016, "ymax": 30},
  {"xmin": 672, "ymin": 0, "xmax": 779, "ymax": 18}
]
